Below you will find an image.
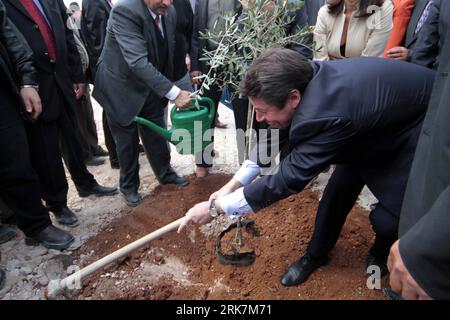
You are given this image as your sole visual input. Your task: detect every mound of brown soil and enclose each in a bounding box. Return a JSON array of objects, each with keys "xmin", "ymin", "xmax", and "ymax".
[{"xmin": 75, "ymin": 174, "xmax": 386, "ymax": 300}]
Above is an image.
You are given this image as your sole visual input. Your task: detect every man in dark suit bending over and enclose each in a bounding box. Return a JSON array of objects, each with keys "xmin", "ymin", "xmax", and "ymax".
[{"xmin": 178, "ymin": 48, "xmax": 435, "ymax": 289}]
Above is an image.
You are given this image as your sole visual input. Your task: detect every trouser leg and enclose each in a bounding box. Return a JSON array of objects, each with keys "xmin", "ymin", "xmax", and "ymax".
[
  {"xmin": 369, "ymin": 203, "xmax": 399, "ymax": 261},
  {"xmin": 25, "ymin": 121, "xmax": 68, "ymax": 213},
  {"xmin": 232, "ymin": 97, "xmax": 249, "ymax": 164},
  {"xmin": 195, "ymin": 85, "xmax": 221, "ymax": 167},
  {"xmin": 74, "ymin": 89, "xmax": 99, "ymax": 161},
  {"xmin": 58, "ymin": 101, "xmax": 97, "ymax": 189},
  {"xmin": 106, "ymin": 113, "xmax": 140, "ymax": 194},
  {"xmin": 306, "ymin": 164, "xmax": 365, "ymax": 259},
  {"xmin": 0, "ymin": 92, "xmax": 51, "ymax": 236},
  {"xmin": 103, "ymin": 110, "xmax": 118, "ymax": 163},
  {"xmin": 137, "ymin": 101, "xmax": 174, "ymax": 181}
]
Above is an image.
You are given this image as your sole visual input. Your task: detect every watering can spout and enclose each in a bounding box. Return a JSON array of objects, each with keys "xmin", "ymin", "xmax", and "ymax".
[{"xmin": 133, "ymin": 116, "xmax": 172, "ymax": 141}]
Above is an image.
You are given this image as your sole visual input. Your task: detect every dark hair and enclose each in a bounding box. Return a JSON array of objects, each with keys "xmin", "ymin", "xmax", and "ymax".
[
  {"xmin": 328, "ymin": 0, "xmax": 384, "ymax": 18},
  {"xmin": 240, "ymin": 48, "xmax": 313, "ymax": 109}
]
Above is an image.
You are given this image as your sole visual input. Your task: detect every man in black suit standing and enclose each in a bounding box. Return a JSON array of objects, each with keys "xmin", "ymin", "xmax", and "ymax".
[
  {"xmin": 179, "ymin": 48, "xmax": 435, "ymax": 288},
  {"xmin": 93, "ymin": 0, "xmax": 192, "ymax": 207},
  {"xmin": 0, "ymin": 0, "xmax": 74, "ymax": 251},
  {"xmin": 81, "ymin": 0, "xmax": 119, "ymax": 169},
  {"xmin": 3, "ymin": 0, "xmax": 117, "ymax": 227}
]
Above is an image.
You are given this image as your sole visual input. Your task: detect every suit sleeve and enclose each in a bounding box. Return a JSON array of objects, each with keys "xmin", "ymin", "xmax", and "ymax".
[
  {"xmin": 244, "ymin": 117, "xmax": 356, "ymax": 212},
  {"xmin": 0, "ymin": 2, "xmax": 37, "ymax": 86},
  {"xmin": 399, "ymin": 186, "xmax": 450, "ymax": 299},
  {"xmin": 57, "ymin": 0, "xmax": 85, "ymax": 83},
  {"xmin": 361, "ymin": 0, "xmax": 393, "ymax": 57},
  {"xmin": 110, "ymin": 5, "xmax": 173, "ymax": 98},
  {"xmin": 410, "ymin": 0, "xmax": 440, "ymax": 68}
]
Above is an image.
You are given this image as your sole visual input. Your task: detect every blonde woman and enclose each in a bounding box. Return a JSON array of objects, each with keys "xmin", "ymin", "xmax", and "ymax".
[{"xmin": 314, "ymin": 0, "xmax": 394, "ymax": 60}]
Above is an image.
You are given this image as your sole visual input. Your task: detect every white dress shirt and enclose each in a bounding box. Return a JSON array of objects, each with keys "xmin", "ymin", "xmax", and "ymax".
[{"xmin": 220, "ymin": 160, "xmax": 261, "ymax": 218}]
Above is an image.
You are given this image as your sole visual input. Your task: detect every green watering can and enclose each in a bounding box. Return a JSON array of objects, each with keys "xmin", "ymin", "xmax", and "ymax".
[{"xmin": 134, "ymin": 97, "xmax": 216, "ymax": 155}]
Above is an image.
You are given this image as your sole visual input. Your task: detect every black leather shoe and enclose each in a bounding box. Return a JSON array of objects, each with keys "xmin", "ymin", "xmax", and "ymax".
[
  {"xmin": 280, "ymin": 253, "xmax": 328, "ymax": 286},
  {"xmin": 0, "ymin": 268, "xmax": 5, "ymax": 290},
  {"xmin": 52, "ymin": 207, "xmax": 79, "ymax": 227},
  {"xmin": 84, "ymin": 157, "xmax": 105, "ymax": 166},
  {"xmin": 366, "ymin": 254, "xmax": 389, "ymax": 277},
  {"xmin": 25, "ymin": 225, "xmax": 74, "ymax": 250},
  {"xmin": 123, "ymin": 192, "xmax": 142, "ymax": 207},
  {"xmin": 93, "ymin": 146, "xmax": 109, "ymax": 157},
  {"xmin": 77, "ymin": 183, "xmax": 118, "ymax": 198},
  {"xmin": 159, "ymin": 174, "xmax": 189, "ymax": 187}
]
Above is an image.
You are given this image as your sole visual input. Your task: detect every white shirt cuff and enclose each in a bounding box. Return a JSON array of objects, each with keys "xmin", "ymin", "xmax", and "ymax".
[
  {"xmin": 220, "ymin": 187, "xmax": 253, "ymax": 219},
  {"xmin": 166, "ymin": 85, "xmax": 181, "ymax": 101},
  {"xmin": 233, "ymin": 160, "xmax": 261, "ymax": 186}
]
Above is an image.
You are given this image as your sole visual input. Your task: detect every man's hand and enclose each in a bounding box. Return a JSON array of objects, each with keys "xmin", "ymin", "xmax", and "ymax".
[
  {"xmin": 190, "ymin": 70, "xmax": 203, "ymax": 85},
  {"xmin": 387, "ymin": 240, "xmax": 432, "ymax": 300},
  {"xmin": 177, "ymin": 201, "xmax": 213, "ymax": 233},
  {"xmin": 73, "ymin": 83, "xmax": 85, "ymax": 99},
  {"xmin": 174, "ymin": 90, "xmax": 193, "ymax": 110},
  {"xmin": 386, "ymin": 47, "xmax": 409, "ymax": 61},
  {"xmin": 20, "ymin": 87, "xmax": 42, "ymax": 121}
]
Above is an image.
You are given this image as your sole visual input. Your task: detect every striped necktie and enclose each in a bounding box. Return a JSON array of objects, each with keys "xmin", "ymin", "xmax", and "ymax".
[{"xmin": 415, "ymin": 0, "xmax": 434, "ymax": 35}]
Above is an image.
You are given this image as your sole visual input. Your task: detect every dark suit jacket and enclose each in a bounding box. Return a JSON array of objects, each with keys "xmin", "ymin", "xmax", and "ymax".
[
  {"xmin": 399, "ymin": 28, "xmax": 450, "ymax": 300},
  {"xmin": 411, "ymin": 0, "xmax": 448, "ymax": 69},
  {"xmin": 93, "ymin": 0, "xmax": 177, "ymax": 126},
  {"xmin": 0, "ymin": 1, "xmax": 36, "ymax": 93},
  {"xmin": 404, "ymin": 0, "xmax": 430, "ymax": 50},
  {"xmin": 3, "ymin": 0, "xmax": 84, "ymax": 122},
  {"xmin": 81, "ymin": 0, "xmax": 111, "ymax": 82},
  {"xmin": 244, "ymin": 57, "xmax": 435, "ymax": 215}
]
